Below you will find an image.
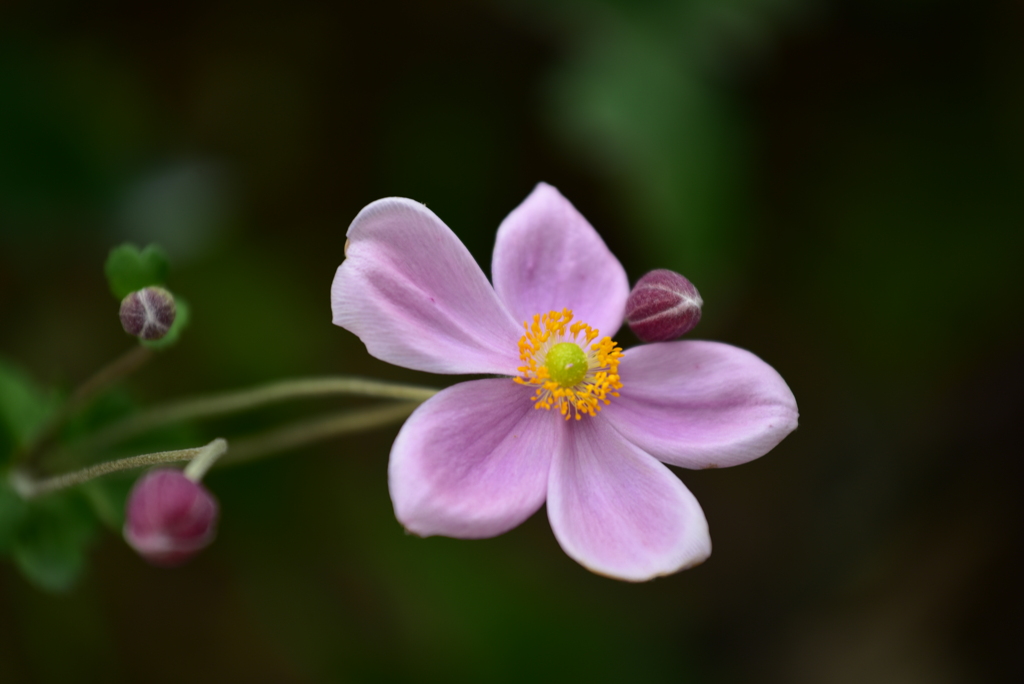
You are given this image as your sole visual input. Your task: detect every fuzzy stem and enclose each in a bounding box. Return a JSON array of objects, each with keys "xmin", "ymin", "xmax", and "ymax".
[
  {"xmin": 61, "ymin": 376, "xmax": 438, "ymax": 458},
  {"xmin": 11, "ymin": 439, "xmax": 224, "ymax": 499},
  {"xmin": 15, "ymin": 401, "xmax": 418, "ymax": 498}
]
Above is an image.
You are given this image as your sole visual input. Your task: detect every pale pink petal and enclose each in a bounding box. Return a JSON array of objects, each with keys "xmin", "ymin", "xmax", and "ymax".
[
  {"xmin": 332, "ymin": 198, "xmax": 523, "ymax": 375},
  {"xmin": 389, "ymin": 378, "xmax": 561, "ymax": 539},
  {"xmin": 603, "ymin": 341, "xmax": 798, "ymax": 470},
  {"xmin": 491, "ymin": 183, "xmax": 629, "ymax": 338},
  {"xmin": 547, "ymin": 417, "xmax": 711, "ymax": 581}
]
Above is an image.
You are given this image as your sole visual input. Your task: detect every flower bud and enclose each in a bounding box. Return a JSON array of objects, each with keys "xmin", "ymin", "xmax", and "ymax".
[
  {"xmin": 625, "ymin": 269, "xmax": 703, "ymax": 342},
  {"xmin": 119, "ymin": 286, "xmax": 176, "ymax": 340},
  {"xmin": 124, "ymin": 469, "xmax": 218, "ymax": 567}
]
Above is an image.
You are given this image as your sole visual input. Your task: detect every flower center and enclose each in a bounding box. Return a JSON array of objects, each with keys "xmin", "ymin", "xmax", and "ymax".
[
  {"xmin": 514, "ymin": 309, "xmax": 623, "ymax": 420},
  {"xmin": 546, "ymin": 342, "xmax": 589, "ymax": 387}
]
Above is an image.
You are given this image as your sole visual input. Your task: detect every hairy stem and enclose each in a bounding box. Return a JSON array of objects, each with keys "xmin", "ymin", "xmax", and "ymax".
[
  {"xmin": 12, "ymin": 439, "xmax": 225, "ymax": 499},
  {"xmin": 15, "ymin": 401, "xmax": 418, "ymax": 498},
  {"xmin": 62, "ymin": 376, "xmax": 438, "ymax": 458}
]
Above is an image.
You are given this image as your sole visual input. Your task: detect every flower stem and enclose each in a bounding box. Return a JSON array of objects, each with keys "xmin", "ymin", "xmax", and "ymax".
[
  {"xmin": 14, "ymin": 401, "xmax": 418, "ymax": 498},
  {"xmin": 183, "ymin": 438, "xmax": 229, "ymax": 482},
  {"xmin": 60, "ymin": 376, "xmax": 438, "ymax": 458},
  {"xmin": 68, "ymin": 344, "xmax": 154, "ymax": 410},
  {"xmin": 218, "ymin": 401, "xmax": 420, "ymax": 467},
  {"xmin": 11, "ymin": 438, "xmax": 225, "ymax": 499}
]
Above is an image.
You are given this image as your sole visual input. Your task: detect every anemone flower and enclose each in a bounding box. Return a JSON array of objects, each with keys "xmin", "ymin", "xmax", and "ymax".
[{"xmin": 331, "ymin": 183, "xmax": 798, "ymax": 581}]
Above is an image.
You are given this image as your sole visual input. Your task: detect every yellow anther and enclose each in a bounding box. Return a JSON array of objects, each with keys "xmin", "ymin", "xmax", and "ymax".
[{"xmin": 513, "ymin": 309, "xmax": 624, "ymax": 421}]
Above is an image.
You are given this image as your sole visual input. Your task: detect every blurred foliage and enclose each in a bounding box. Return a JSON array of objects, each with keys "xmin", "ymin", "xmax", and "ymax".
[
  {"xmin": 115, "ymin": 161, "xmax": 237, "ymax": 261},
  {"xmin": 529, "ymin": 0, "xmax": 816, "ymax": 308},
  {"xmin": 103, "ymin": 244, "xmax": 170, "ymax": 299},
  {"xmin": 0, "ymin": 359, "xmax": 60, "ymax": 464},
  {"xmin": 0, "ymin": 479, "xmax": 29, "ymax": 555},
  {"xmin": 8, "ymin": 488, "xmax": 98, "ymax": 594},
  {"xmin": 0, "ymin": 359, "xmax": 125, "ymax": 592}
]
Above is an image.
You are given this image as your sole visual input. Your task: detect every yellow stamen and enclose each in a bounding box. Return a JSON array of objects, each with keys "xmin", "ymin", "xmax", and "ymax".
[{"xmin": 513, "ymin": 309, "xmax": 624, "ymax": 420}]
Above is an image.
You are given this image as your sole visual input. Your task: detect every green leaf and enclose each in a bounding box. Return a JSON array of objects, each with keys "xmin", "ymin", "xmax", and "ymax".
[
  {"xmin": 11, "ymin": 490, "xmax": 98, "ymax": 593},
  {"xmin": 140, "ymin": 295, "xmax": 190, "ymax": 350},
  {"xmin": 104, "ymin": 243, "xmax": 170, "ymax": 299},
  {"xmin": 0, "ymin": 358, "xmax": 59, "ymax": 464}
]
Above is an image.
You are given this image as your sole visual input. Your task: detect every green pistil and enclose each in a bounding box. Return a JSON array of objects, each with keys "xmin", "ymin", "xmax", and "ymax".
[{"xmin": 546, "ymin": 342, "xmax": 588, "ymax": 388}]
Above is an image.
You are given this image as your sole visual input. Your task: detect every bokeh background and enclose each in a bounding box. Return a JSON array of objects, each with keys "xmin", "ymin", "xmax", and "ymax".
[{"xmin": 2, "ymin": 0, "xmax": 1023, "ymax": 682}]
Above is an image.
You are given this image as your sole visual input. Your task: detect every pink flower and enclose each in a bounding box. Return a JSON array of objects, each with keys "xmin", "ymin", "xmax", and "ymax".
[{"xmin": 331, "ymin": 183, "xmax": 798, "ymax": 581}]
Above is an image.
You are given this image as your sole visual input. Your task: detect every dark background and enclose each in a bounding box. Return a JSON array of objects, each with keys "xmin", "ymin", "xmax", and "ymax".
[{"xmin": 2, "ymin": 0, "xmax": 1023, "ymax": 682}]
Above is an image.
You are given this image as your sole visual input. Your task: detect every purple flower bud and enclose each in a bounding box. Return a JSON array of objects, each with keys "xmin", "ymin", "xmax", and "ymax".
[
  {"xmin": 119, "ymin": 287, "xmax": 176, "ymax": 340},
  {"xmin": 625, "ymin": 269, "xmax": 703, "ymax": 342},
  {"xmin": 124, "ymin": 469, "xmax": 218, "ymax": 567}
]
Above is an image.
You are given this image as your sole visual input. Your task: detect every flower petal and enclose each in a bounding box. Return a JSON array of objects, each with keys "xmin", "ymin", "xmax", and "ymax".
[
  {"xmin": 603, "ymin": 341, "xmax": 798, "ymax": 470},
  {"xmin": 491, "ymin": 183, "xmax": 629, "ymax": 337},
  {"xmin": 332, "ymin": 198, "xmax": 523, "ymax": 375},
  {"xmin": 547, "ymin": 417, "xmax": 711, "ymax": 581},
  {"xmin": 389, "ymin": 378, "xmax": 561, "ymax": 539}
]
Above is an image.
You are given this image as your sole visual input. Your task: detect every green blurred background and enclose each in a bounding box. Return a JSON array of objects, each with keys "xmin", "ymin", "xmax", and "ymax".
[{"xmin": 2, "ymin": 0, "xmax": 1023, "ymax": 681}]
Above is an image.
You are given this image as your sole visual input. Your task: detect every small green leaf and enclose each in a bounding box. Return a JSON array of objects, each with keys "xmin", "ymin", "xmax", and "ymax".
[
  {"xmin": 0, "ymin": 358, "xmax": 59, "ymax": 464},
  {"xmin": 104, "ymin": 243, "xmax": 170, "ymax": 299},
  {"xmin": 140, "ymin": 295, "xmax": 190, "ymax": 350},
  {"xmin": 11, "ymin": 490, "xmax": 98, "ymax": 593}
]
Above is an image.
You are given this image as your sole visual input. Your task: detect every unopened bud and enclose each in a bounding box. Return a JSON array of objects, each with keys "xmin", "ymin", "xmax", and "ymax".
[
  {"xmin": 625, "ymin": 269, "xmax": 703, "ymax": 342},
  {"xmin": 119, "ymin": 286, "xmax": 176, "ymax": 340},
  {"xmin": 124, "ymin": 469, "xmax": 218, "ymax": 567}
]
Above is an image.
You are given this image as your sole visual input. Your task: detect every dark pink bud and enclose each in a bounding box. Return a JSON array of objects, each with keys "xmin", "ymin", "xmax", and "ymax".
[
  {"xmin": 625, "ymin": 269, "xmax": 703, "ymax": 342},
  {"xmin": 124, "ymin": 469, "xmax": 218, "ymax": 567},
  {"xmin": 119, "ymin": 287, "xmax": 176, "ymax": 340}
]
